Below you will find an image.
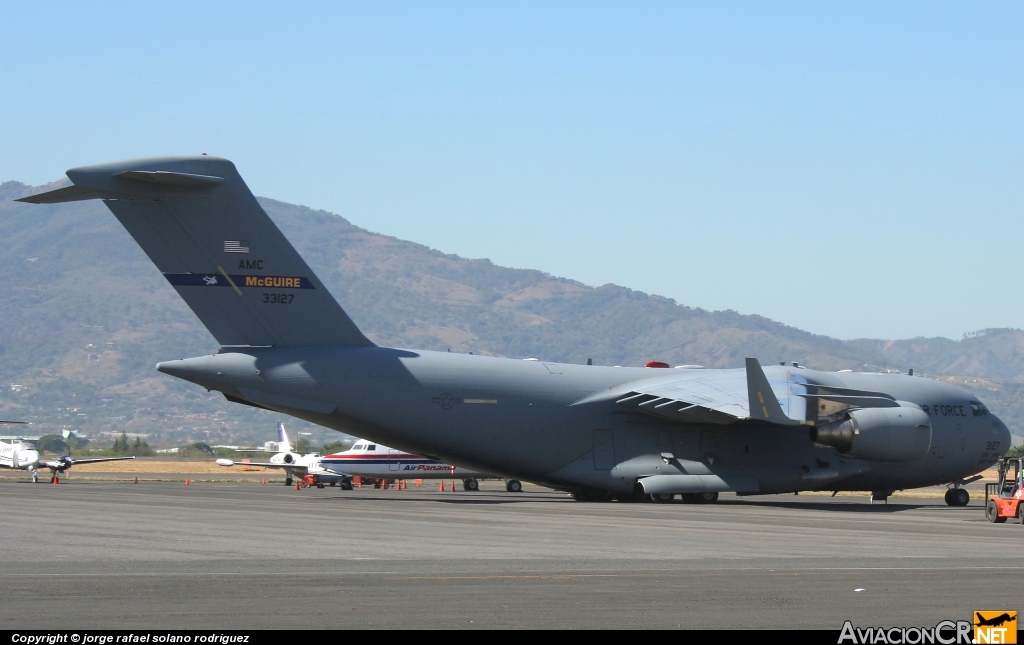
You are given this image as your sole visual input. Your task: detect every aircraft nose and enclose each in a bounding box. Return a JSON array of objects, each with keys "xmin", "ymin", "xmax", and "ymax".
[
  {"xmin": 24, "ymin": 450, "xmax": 40, "ymax": 465},
  {"xmin": 994, "ymin": 416, "xmax": 1012, "ymax": 455}
]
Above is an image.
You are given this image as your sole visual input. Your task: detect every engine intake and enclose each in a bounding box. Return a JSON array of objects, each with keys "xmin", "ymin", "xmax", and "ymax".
[{"xmin": 810, "ymin": 406, "xmax": 931, "ymax": 462}]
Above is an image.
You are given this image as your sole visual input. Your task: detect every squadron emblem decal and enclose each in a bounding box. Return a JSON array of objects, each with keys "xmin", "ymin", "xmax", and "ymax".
[{"xmin": 432, "ymin": 393, "xmax": 463, "ymax": 410}]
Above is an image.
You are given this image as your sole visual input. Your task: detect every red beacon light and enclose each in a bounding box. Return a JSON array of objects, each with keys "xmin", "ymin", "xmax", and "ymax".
[{"xmin": 645, "ymin": 361, "xmax": 670, "ymax": 368}]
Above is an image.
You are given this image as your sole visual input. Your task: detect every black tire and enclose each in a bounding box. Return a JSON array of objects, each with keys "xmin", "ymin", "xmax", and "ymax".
[
  {"xmin": 987, "ymin": 500, "xmax": 1006, "ymax": 523},
  {"xmin": 329, "ymin": 482, "xmax": 336, "ymax": 487},
  {"xmin": 680, "ymin": 493, "xmax": 698, "ymax": 504},
  {"xmin": 285, "ymin": 477, "xmax": 293, "ymax": 486},
  {"xmin": 651, "ymin": 492, "xmax": 675, "ymax": 504},
  {"xmin": 1017, "ymin": 503, "xmax": 1024, "ymax": 525},
  {"xmin": 695, "ymin": 491, "xmax": 719, "ymax": 504},
  {"xmin": 463, "ymin": 479, "xmax": 479, "ymax": 492},
  {"xmin": 943, "ymin": 489, "xmax": 955, "ymax": 506},
  {"xmin": 340, "ymin": 481, "xmax": 353, "ymax": 491},
  {"xmin": 952, "ymin": 489, "xmax": 970, "ymax": 507},
  {"xmin": 506, "ymin": 480, "xmax": 522, "ymax": 493}
]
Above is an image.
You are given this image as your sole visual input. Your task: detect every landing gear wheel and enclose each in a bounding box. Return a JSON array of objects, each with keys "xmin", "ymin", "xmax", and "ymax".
[
  {"xmin": 680, "ymin": 493, "xmax": 698, "ymax": 503},
  {"xmin": 651, "ymin": 493, "xmax": 675, "ymax": 504},
  {"xmin": 943, "ymin": 489, "xmax": 954, "ymax": 506},
  {"xmin": 463, "ymin": 479, "xmax": 479, "ymax": 491},
  {"xmin": 329, "ymin": 482, "xmax": 336, "ymax": 487},
  {"xmin": 987, "ymin": 500, "xmax": 1006, "ymax": 523},
  {"xmin": 340, "ymin": 481, "xmax": 353, "ymax": 491},
  {"xmin": 695, "ymin": 492, "xmax": 719, "ymax": 504},
  {"xmin": 317, "ymin": 483, "xmax": 325, "ymax": 489},
  {"xmin": 950, "ymin": 488, "xmax": 969, "ymax": 507},
  {"xmin": 285, "ymin": 477, "xmax": 293, "ymax": 487},
  {"xmin": 31, "ymin": 470, "xmax": 38, "ymax": 483},
  {"xmin": 505, "ymin": 480, "xmax": 522, "ymax": 493}
]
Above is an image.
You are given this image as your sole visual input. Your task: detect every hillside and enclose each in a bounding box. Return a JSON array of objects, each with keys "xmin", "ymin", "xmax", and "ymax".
[{"xmin": 1, "ymin": 180, "xmax": 1022, "ymax": 445}]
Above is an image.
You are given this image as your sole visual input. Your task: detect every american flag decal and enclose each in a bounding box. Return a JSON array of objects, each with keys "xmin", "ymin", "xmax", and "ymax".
[{"xmin": 223, "ymin": 240, "xmax": 249, "ymax": 254}]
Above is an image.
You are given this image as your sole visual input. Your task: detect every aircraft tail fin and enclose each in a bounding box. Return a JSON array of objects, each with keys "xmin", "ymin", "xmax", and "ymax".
[
  {"xmin": 277, "ymin": 422, "xmax": 292, "ymax": 453},
  {"xmin": 18, "ymin": 156, "xmax": 373, "ymax": 348}
]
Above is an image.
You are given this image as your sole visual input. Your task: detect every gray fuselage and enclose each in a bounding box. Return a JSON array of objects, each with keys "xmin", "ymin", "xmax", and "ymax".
[{"xmin": 159, "ymin": 346, "xmax": 1009, "ymax": 495}]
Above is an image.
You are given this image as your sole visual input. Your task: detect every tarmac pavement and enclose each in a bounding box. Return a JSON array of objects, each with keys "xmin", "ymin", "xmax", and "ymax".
[{"xmin": 1, "ymin": 479, "xmax": 1021, "ymax": 629}]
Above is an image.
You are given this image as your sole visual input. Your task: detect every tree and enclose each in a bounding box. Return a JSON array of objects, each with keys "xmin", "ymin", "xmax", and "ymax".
[
  {"xmin": 129, "ymin": 436, "xmax": 155, "ymax": 457},
  {"xmin": 321, "ymin": 439, "xmax": 353, "ymax": 455},
  {"xmin": 111, "ymin": 432, "xmax": 130, "ymax": 454},
  {"xmin": 295, "ymin": 437, "xmax": 312, "ymax": 454},
  {"xmin": 36, "ymin": 434, "xmax": 68, "ymax": 455}
]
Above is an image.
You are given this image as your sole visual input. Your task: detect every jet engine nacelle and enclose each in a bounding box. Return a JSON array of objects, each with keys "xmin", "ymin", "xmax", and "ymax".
[{"xmin": 810, "ymin": 406, "xmax": 931, "ymax": 462}]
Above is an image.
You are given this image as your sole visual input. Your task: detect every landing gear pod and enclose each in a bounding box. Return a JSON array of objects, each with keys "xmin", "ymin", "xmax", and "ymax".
[{"xmin": 811, "ymin": 406, "xmax": 931, "ymax": 462}]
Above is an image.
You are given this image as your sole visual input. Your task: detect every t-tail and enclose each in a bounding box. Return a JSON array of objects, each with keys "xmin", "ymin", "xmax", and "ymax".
[{"xmin": 18, "ymin": 156, "xmax": 373, "ymax": 348}]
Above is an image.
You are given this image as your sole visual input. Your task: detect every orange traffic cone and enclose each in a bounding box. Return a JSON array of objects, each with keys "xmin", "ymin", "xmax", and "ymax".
[
  {"xmin": 382, "ymin": 480, "xmax": 388, "ymax": 490},
  {"xmin": 262, "ymin": 478, "xmax": 266, "ymax": 485},
  {"xmin": 438, "ymin": 481, "xmax": 444, "ymax": 492},
  {"xmin": 185, "ymin": 478, "xmax": 190, "ymax": 486},
  {"xmin": 450, "ymin": 481, "xmax": 456, "ymax": 492},
  {"xmin": 134, "ymin": 477, "xmax": 138, "ymax": 484},
  {"xmin": 415, "ymin": 479, "xmax": 422, "ymax": 488},
  {"xmin": 295, "ymin": 482, "xmax": 300, "ymax": 490}
]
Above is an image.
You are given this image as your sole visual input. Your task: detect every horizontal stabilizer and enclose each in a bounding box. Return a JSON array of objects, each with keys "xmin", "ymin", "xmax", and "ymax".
[{"xmin": 16, "ymin": 185, "xmax": 98, "ymax": 204}]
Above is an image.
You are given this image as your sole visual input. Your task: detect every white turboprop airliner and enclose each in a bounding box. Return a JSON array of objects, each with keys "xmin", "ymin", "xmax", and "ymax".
[
  {"xmin": 216, "ymin": 422, "xmax": 347, "ymax": 488},
  {"xmin": 1, "ymin": 423, "xmax": 135, "ymax": 483},
  {"xmin": 321, "ymin": 441, "xmax": 523, "ymax": 492},
  {"xmin": 0, "ymin": 437, "xmax": 41, "ymax": 482}
]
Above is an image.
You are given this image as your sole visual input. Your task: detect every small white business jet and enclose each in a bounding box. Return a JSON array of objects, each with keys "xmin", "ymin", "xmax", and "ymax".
[{"xmin": 215, "ymin": 422, "xmax": 347, "ymax": 487}]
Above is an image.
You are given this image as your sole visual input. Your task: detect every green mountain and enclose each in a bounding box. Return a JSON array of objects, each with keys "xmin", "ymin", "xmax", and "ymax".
[{"xmin": 1, "ymin": 180, "xmax": 1021, "ymax": 446}]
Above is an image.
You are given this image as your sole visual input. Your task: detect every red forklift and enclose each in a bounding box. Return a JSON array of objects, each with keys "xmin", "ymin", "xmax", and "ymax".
[{"xmin": 985, "ymin": 457, "xmax": 1024, "ymax": 523}]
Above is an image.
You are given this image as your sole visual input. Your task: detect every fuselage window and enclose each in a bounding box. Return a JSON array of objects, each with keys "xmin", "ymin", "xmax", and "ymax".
[
  {"xmin": 971, "ymin": 402, "xmax": 989, "ymax": 417},
  {"xmin": 367, "ymin": 444, "xmax": 377, "ymax": 451}
]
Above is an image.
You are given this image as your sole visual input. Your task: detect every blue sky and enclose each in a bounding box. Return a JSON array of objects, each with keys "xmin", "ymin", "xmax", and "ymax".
[{"xmin": 2, "ymin": 2, "xmax": 1021, "ymax": 340}]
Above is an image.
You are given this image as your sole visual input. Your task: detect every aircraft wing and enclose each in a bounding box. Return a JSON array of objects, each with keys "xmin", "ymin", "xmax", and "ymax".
[
  {"xmin": 586, "ymin": 358, "xmax": 900, "ymax": 427},
  {"xmin": 68, "ymin": 456, "xmax": 136, "ymax": 465},
  {"xmin": 594, "ymin": 358, "xmax": 800, "ymax": 426},
  {"xmin": 37, "ymin": 456, "xmax": 136, "ymax": 470}
]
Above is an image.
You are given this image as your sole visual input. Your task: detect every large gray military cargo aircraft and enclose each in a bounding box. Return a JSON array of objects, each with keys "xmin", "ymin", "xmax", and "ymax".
[{"xmin": 18, "ymin": 156, "xmax": 1010, "ymax": 505}]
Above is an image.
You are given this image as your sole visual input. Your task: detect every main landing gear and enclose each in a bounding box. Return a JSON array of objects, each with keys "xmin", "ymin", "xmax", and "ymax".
[
  {"xmin": 505, "ymin": 479, "xmax": 522, "ymax": 492},
  {"xmin": 680, "ymin": 492, "xmax": 719, "ymax": 504},
  {"xmin": 945, "ymin": 488, "xmax": 970, "ymax": 507},
  {"xmin": 462, "ymin": 478, "xmax": 479, "ymax": 491},
  {"xmin": 285, "ymin": 476, "xmax": 293, "ymax": 487}
]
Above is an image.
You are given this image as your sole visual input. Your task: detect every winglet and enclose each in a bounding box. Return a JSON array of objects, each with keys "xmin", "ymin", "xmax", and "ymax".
[{"xmin": 745, "ymin": 357, "xmax": 799, "ymax": 425}]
